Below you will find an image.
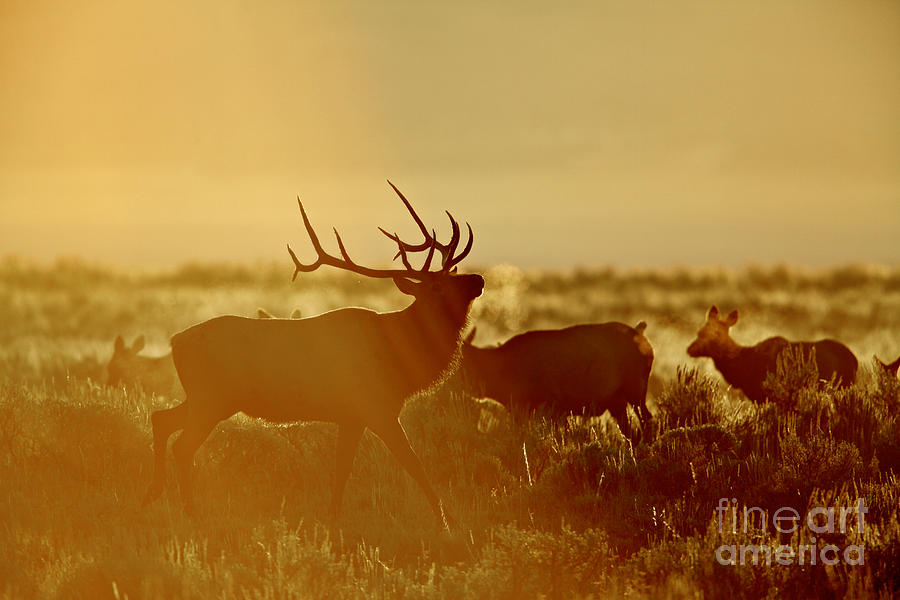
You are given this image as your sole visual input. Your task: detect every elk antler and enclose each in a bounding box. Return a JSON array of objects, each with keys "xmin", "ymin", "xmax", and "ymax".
[
  {"xmin": 378, "ymin": 180, "xmax": 473, "ymax": 271},
  {"xmin": 287, "ymin": 182, "xmax": 472, "ymax": 281}
]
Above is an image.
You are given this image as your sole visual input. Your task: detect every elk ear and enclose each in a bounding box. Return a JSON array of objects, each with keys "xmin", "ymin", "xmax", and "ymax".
[
  {"xmin": 463, "ymin": 328, "xmax": 477, "ymax": 346},
  {"xmin": 708, "ymin": 305, "xmax": 720, "ymax": 320},
  {"xmin": 725, "ymin": 310, "xmax": 739, "ymax": 326},
  {"xmin": 114, "ymin": 335, "xmax": 125, "ymax": 352},
  {"xmin": 393, "ymin": 277, "xmax": 419, "ymax": 296},
  {"xmin": 257, "ymin": 308, "xmax": 274, "ymax": 319},
  {"xmin": 132, "ymin": 335, "xmax": 145, "ymax": 352},
  {"xmin": 290, "ymin": 308, "xmax": 303, "ymax": 319}
]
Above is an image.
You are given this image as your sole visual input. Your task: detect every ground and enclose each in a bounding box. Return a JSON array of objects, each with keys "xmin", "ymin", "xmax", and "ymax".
[{"xmin": 1, "ymin": 259, "xmax": 898, "ymax": 599}]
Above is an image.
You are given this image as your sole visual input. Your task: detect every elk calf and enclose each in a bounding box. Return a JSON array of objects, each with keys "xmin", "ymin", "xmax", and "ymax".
[
  {"xmin": 144, "ymin": 183, "xmax": 483, "ymax": 528},
  {"xmin": 875, "ymin": 354, "xmax": 900, "ymax": 378},
  {"xmin": 687, "ymin": 305, "xmax": 858, "ymax": 402},
  {"xmin": 107, "ymin": 335, "xmax": 181, "ymax": 398},
  {"xmin": 460, "ymin": 322, "xmax": 654, "ymax": 441}
]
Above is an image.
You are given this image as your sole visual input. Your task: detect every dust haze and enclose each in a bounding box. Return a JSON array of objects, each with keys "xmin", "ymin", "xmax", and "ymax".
[{"xmin": 1, "ymin": 0, "xmax": 898, "ymax": 267}]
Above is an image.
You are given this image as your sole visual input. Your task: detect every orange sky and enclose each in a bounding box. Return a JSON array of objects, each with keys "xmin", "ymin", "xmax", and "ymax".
[{"xmin": 1, "ymin": 0, "xmax": 898, "ymax": 268}]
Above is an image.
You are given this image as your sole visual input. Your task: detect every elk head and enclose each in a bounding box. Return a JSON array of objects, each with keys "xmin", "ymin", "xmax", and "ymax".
[
  {"xmin": 287, "ymin": 180, "xmax": 484, "ymax": 334},
  {"xmin": 687, "ymin": 305, "xmax": 739, "ymax": 358},
  {"xmin": 107, "ymin": 334, "xmax": 146, "ymax": 387}
]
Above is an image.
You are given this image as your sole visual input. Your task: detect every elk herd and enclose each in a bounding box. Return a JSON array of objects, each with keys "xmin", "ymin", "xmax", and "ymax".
[{"xmin": 102, "ymin": 182, "xmax": 897, "ymax": 525}]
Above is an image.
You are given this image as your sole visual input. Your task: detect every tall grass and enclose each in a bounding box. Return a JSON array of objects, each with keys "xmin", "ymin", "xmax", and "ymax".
[{"xmin": 1, "ymin": 260, "xmax": 899, "ymax": 598}]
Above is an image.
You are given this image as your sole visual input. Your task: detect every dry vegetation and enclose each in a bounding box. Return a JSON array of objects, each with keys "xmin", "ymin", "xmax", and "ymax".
[{"xmin": 1, "ymin": 257, "xmax": 899, "ymax": 599}]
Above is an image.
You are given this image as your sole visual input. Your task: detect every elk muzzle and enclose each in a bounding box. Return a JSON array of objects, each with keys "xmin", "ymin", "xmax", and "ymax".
[{"xmin": 464, "ymin": 274, "xmax": 486, "ymax": 299}]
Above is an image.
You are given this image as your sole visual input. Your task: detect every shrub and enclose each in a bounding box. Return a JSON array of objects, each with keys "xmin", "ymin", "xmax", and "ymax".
[
  {"xmin": 778, "ymin": 432, "xmax": 864, "ymax": 500},
  {"xmin": 762, "ymin": 345, "xmax": 820, "ymax": 410},
  {"xmin": 656, "ymin": 367, "xmax": 724, "ymax": 430},
  {"xmin": 440, "ymin": 525, "xmax": 613, "ymax": 599},
  {"xmin": 874, "ymin": 416, "xmax": 900, "ymax": 474},
  {"xmin": 830, "ymin": 387, "xmax": 881, "ymax": 463}
]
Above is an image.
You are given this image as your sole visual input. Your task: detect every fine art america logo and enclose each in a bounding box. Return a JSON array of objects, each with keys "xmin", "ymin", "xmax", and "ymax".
[{"xmin": 714, "ymin": 497, "xmax": 867, "ymax": 566}]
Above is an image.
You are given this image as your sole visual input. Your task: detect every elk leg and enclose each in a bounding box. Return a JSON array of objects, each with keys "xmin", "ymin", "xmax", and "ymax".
[
  {"xmin": 172, "ymin": 412, "xmax": 220, "ymax": 515},
  {"xmin": 629, "ymin": 379, "xmax": 654, "ymax": 443},
  {"xmin": 143, "ymin": 402, "xmax": 188, "ymax": 506},
  {"xmin": 609, "ymin": 402, "xmax": 634, "ymax": 442},
  {"xmin": 331, "ymin": 421, "xmax": 365, "ymax": 520},
  {"xmin": 635, "ymin": 400, "xmax": 654, "ymax": 442},
  {"xmin": 637, "ymin": 402, "xmax": 653, "ymax": 426},
  {"xmin": 371, "ymin": 418, "xmax": 448, "ymax": 530}
]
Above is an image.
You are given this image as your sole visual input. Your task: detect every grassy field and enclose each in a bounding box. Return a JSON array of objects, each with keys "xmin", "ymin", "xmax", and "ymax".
[{"xmin": 1, "ymin": 258, "xmax": 899, "ymax": 599}]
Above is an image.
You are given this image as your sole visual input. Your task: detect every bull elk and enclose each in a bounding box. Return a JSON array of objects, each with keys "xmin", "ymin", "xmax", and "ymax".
[
  {"xmin": 143, "ymin": 182, "xmax": 484, "ymax": 528},
  {"xmin": 687, "ymin": 305, "xmax": 858, "ymax": 402},
  {"xmin": 107, "ymin": 335, "xmax": 181, "ymax": 398},
  {"xmin": 459, "ymin": 321, "xmax": 654, "ymax": 441}
]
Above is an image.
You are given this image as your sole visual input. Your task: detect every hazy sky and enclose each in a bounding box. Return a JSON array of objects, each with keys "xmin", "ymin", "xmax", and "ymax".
[{"xmin": 1, "ymin": 0, "xmax": 898, "ymax": 268}]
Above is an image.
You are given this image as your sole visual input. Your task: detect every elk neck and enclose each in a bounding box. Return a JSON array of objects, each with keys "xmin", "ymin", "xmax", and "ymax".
[
  {"xmin": 379, "ymin": 295, "xmax": 476, "ymax": 390},
  {"xmin": 408, "ymin": 296, "xmax": 472, "ymax": 351}
]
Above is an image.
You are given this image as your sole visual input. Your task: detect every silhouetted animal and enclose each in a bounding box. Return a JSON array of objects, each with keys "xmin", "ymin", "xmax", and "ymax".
[
  {"xmin": 107, "ymin": 335, "xmax": 181, "ymax": 398},
  {"xmin": 875, "ymin": 354, "xmax": 900, "ymax": 378},
  {"xmin": 257, "ymin": 308, "xmax": 303, "ymax": 319},
  {"xmin": 143, "ymin": 182, "xmax": 483, "ymax": 528},
  {"xmin": 460, "ymin": 321, "xmax": 654, "ymax": 441},
  {"xmin": 109, "ymin": 310, "xmax": 294, "ymax": 396},
  {"xmin": 687, "ymin": 305, "xmax": 858, "ymax": 402}
]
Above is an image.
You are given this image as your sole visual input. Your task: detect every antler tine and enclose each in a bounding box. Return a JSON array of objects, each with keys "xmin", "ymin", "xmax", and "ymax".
[
  {"xmin": 445, "ymin": 222, "xmax": 474, "ymax": 271},
  {"xmin": 287, "ymin": 198, "xmax": 325, "ymax": 280},
  {"xmin": 332, "ymin": 228, "xmax": 355, "ymax": 264},
  {"xmin": 420, "ymin": 231, "xmax": 438, "ymax": 272},
  {"xmin": 287, "ymin": 244, "xmax": 319, "ymax": 281},
  {"xmin": 297, "ymin": 198, "xmax": 325, "ymax": 253},
  {"xmin": 377, "ymin": 227, "xmax": 412, "ymax": 260},
  {"xmin": 381, "ymin": 227, "xmax": 438, "ymax": 272},
  {"xmin": 391, "ymin": 232, "xmax": 415, "ymax": 271},
  {"xmin": 440, "ymin": 211, "xmax": 461, "ymax": 267},
  {"xmin": 386, "ymin": 180, "xmax": 432, "ymax": 252}
]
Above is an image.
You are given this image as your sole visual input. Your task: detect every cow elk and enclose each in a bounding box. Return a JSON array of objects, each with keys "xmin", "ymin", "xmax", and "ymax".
[
  {"xmin": 687, "ymin": 305, "xmax": 858, "ymax": 402},
  {"xmin": 459, "ymin": 321, "xmax": 654, "ymax": 441},
  {"xmin": 875, "ymin": 354, "xmax": 900, "ymax": 378},
  {"xmin": 143, "ymin": 182, "xmax": 484, "ymax": 528},
  {"xmin": 107, "ymin": 335, "xmax": 181, "ymax": 398}
]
